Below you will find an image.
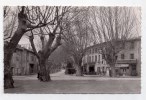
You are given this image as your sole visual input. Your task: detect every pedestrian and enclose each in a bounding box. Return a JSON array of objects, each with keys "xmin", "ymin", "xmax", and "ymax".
[
  {"xmin": 109, "ymin": 69, "xmax": 112, "ymax": 77},
  {"xmin": 37, "ymin": 71, "xmax": 40, "ymax": 79}
]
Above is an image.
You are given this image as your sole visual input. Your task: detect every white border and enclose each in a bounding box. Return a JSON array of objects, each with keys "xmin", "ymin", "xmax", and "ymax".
[{"xmin": 0, "ymin": 0, "xmax": 146, "ymax": 100}]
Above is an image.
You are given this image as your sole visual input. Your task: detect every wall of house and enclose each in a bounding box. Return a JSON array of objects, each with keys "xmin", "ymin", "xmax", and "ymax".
[
  {"xmin": 11, "ymin": 48, "xmax": 38, "ymax": 75},
  {"xmin": 82, "ymin": 47, "xmax": 108, "ymax": 74},
  {"xmin": 137, "ymin": 40, "xmax": 141, "ymax": 76},
  {"xmin": 11, "ymin": 50, "xmax": 22, "ymax": 75},
  {"xmin": 117, "ymin": 39, "xmax": 141, "ymax": 76}
]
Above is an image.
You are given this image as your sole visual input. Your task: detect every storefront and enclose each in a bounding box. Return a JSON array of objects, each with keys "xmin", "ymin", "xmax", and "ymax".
[
  {"xmin": 83, "ymin": 59, "xmax": 137, "ymax": 76},
  {"xmin": 116, "ymin": 59, "xmax": 137, "ymax": 76},
  {"xmin": 115, "ymin": 64, "xmax": 129, "ymax": 76}
]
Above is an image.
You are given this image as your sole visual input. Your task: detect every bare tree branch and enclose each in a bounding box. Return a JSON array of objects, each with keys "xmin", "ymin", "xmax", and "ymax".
[
  {"xmin": 90, "ymin": 7, "xmax": 140, "ymax": 76},
  {"xmin": 29, "ymin": 30, "xmax": 39, "ymax": 58}
]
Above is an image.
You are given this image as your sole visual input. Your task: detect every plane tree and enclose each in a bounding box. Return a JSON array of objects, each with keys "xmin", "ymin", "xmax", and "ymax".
[
  {"xmin": 90, "ymin": 7, "xmax": 140, "ymax": 77},
  {"xmin": 4, "ymin": 6, "xmax": 64, "ymax": 88},
  {"xmin": 62, "ymin": 7, "xmax": 93, "ymax": 76},
  {"xmin": 28, "ymin": 6, "xmax": 71, "ymax": 81}
]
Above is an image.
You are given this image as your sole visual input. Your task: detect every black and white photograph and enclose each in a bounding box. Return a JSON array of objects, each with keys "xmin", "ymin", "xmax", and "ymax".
[
  {"xmin": 0, "ymin": 0, "xmax": 146, "ymax": 100},
  {"xmin": 3, "ymin": 6, "xmax": 141, "ymax": 94}
]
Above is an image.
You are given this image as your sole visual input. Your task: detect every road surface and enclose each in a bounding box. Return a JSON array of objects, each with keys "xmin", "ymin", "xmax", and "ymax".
[{"xmin": 4, "ymin": 69, "xmax": 141, "ymax": 94}]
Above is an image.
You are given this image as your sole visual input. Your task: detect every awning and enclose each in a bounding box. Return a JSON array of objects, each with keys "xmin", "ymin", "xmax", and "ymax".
[
  {"xmin": 115, "ymin": 64, "xmax": 129, "ymax": 67},
  {"xmin": 116, "ymin": 59, "xmax": 137, "ymax": 64}
]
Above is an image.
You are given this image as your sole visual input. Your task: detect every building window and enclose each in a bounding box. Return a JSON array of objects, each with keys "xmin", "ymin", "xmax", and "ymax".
[
  {"xmin": 92, "ymin": 56, "xmax": 94, "ymax": 62},
  {"xmin": 92, "ymin": 49, "xmax": 94, "ymax": 54},
  {"xmin": 94, "ymin": 48, "xmax": 96, "ymax": 53},
  {"xmin": 121, "ymin": 54, "xmax": 125, "ymax": 59},
  {"xmin": 31, "ymin": 55, "xmax": 34, "ymax": 61},
  {"xmin": 130, "ymin": 41, "xmax": 135, "ymax": 49},
  {"xmin": 90, "ymin": 49, "xmax": 92, "ymax": 54},
  {"xmin": 130, "ymin": 54, "xmax": 134, "ymax": 59},
  {"xmin": 89, "ymin": 56, "xmax": 91, "ymax": 62},
  {"xmin": 95, "ymin": 55, "xmax": 97, "ymax": 62},
  {"xmin": 102, "ymin": 60, "xmax": 104, "ymax": 64},
  {"xmin": 98, "ymin": 55, "xmax": 100, "ymax": 64},
  {"xmin": 95, "ymin": 48, "xmax": 97, "ymax": 53},
  {"xmin": 93, "ymin": 48, "xmax": 95, "ymax": 54}
]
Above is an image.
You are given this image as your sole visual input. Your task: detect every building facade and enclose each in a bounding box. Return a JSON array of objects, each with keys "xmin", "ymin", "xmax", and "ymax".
[
  {"xmin": 82, "ymin": 46, "xmax": 107, "ymax": 75},
  {"xmin": 82, "ymin": 37, "xmax": 141, "ymax": 76},
  {"xmin": 11, "ymin": 46, "xmax": 38, "ymax": 75},
  {"xmin": 116, "ymin": 38, "xmax": 141, "ymax": 76}
]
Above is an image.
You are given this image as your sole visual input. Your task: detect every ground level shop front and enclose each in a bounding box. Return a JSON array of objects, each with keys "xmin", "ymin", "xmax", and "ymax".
[
  {"xmin": 83, "ymin": 59, "xmax": 139, "ymax": 76},
  {"xmin": 116, "ymin": 59, "xmax": 139, "ymax": 76}
]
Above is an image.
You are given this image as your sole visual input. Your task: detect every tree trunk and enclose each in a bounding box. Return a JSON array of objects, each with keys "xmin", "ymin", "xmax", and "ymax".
[
  {"xmin": 4, "ymin": 8, "xmax": 28, "ymax": 89},
  {"xmin": 4, "ymin": 27, "xmax": 26, "ymax": 89},
  {"xmin": 4, "ymin": 44, "xmax": 14, "ymax": 89},
  {"xmin": 110, "ymin": 65, "xmax": 116, "ymax": 77},
  {"xmin": 4, "ymin": 58, "xmax": 14, "ymax": 89},
  {"xmin": 38, "ymin": 58, "xmax": 51, "ymax": 81},
  {"xmin": 76, "ymin": 65, "xmax": 83, "ymax": 76}
]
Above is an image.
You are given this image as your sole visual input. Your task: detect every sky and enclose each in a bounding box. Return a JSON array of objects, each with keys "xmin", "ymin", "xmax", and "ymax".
[{"xmin": 19, "ymin": 35, "xmax": 29, "ymax": 44}]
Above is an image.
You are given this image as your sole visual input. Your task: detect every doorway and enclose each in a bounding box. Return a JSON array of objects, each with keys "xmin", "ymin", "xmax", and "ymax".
[
  {"xmin": 89, "ymin": 65, "xmax": 95, "ymax": 74},
  {"xmin": 131, "ymin": 64, "xmax": 137, "ymax": 76},
  {"xmin": 29, "ymin": 64, "xmax": 34, "ymax": 74}
]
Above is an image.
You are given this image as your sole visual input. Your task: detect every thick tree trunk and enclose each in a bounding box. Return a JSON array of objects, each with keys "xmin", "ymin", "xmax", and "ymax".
[
  {"xmin": 76, "ymin": 65, "xmax": 83, "ymax": 76},
  {"xmin": 38, "ymin": 58, "xmax": 51, "ymax": 81},
  {"xmin": 4, "ymin": 44, "xmax": 14, "ymax": 89},
  {"xmin": 110, "ymin": 65, "xmax": 116, "ymax": 77},
  {"xmin": 4, "ymin": 8, "xmax": 27, "ymax": 89},
  {"xmin": 4, "ymin": 28, "xmax": 26, "ymax": 88},
  {"xmin": 4, "ymin": 58, "xmax": 14, "ymax": 89}
]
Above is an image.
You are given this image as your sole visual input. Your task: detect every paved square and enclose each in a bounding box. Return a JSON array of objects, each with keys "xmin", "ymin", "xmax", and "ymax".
[{"xmin": 4, "ymin": 70, "xmax": 141, "ymax": 94}]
